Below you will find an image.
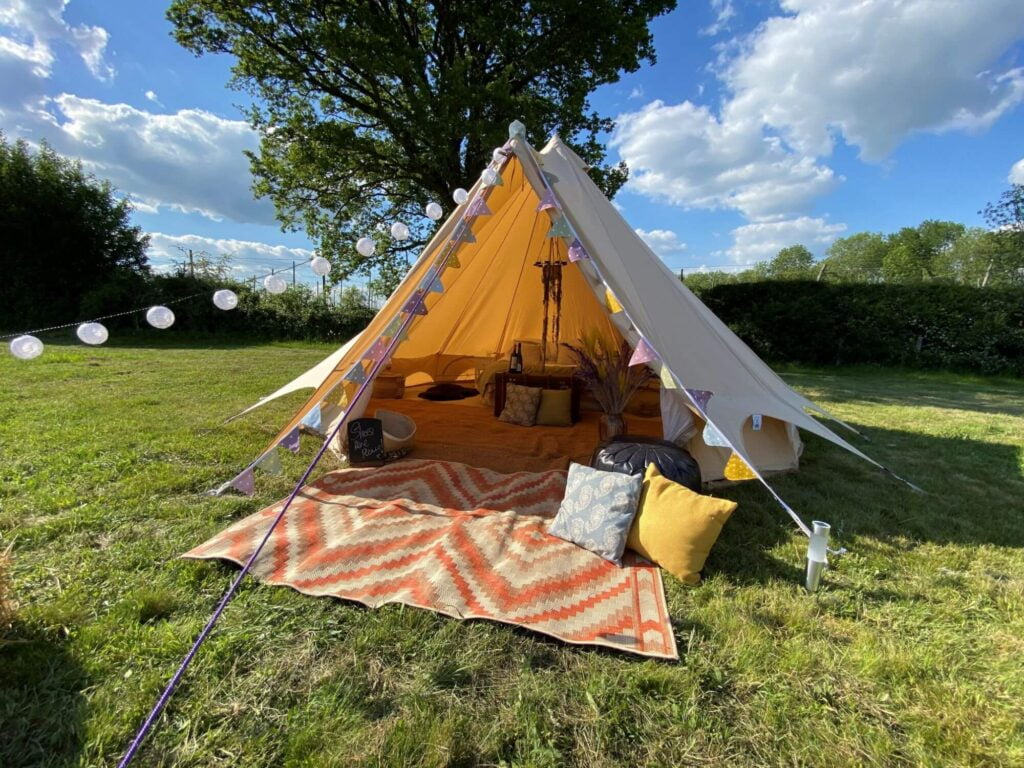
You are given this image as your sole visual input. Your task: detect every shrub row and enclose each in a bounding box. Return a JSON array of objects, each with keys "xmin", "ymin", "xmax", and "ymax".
[{"xmin": 692, "ymin": 281, "xmax": 1024, "ymax": 376}]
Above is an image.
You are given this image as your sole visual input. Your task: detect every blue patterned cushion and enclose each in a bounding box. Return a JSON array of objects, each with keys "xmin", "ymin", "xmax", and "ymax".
[{"xmin": 547, "ymin": 463, "xmax": 643, "ymax": 564}]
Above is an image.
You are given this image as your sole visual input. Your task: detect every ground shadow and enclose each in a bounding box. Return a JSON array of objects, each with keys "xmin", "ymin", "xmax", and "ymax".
[
  {"xmin": 0, "ymin": 625, "xmax": 88, "ymax": 768},
  {"xmin": 706, "ymin": 416, "xmax": 1024, "ymax": 586}
]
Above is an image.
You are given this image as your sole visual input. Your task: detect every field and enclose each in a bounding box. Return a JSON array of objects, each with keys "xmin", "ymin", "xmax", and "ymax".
[{"xmin": 2, "ymin": 339, "xmax": 1023, "ymax": 767}]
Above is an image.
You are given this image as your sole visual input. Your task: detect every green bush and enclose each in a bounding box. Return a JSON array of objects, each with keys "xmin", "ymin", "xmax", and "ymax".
[{"xmin": 693, "ymin": 281, "xmax": 1024, "ymax": 375}]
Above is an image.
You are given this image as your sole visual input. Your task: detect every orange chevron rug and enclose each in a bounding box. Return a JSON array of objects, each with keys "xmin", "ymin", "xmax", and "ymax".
[{"xmin": 184, "ymin": 459, "xmax": 678, "ymax": 659}]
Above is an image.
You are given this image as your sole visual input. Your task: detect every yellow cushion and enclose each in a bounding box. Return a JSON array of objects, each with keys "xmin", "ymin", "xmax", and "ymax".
[
  {"xmin": 535, "ymin": 388, "xmax": 572, "ymax": 427},
  {"xmin": 627, "ymin": 464, "xmax": 736, "ymax": 585}
]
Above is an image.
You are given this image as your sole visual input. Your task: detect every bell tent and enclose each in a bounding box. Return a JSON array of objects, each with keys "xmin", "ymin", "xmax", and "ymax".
[{"xmin": 225, "ymin": 123, "xmax": 902, "ymax": 534}]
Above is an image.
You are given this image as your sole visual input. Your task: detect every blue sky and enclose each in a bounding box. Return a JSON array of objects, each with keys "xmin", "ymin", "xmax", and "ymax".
[{"xmin": 2, "ymin": 0, "xmax": 1023, "ymax": 281}]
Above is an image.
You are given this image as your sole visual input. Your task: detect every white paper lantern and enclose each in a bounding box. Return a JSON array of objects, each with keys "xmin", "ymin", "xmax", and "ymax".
[
  {"xmin": 481, "ymin": 168, "xmax": 499, "ymax": 187},
  {"xmin": 213, "ymin": 289, "xmax": 238, "ymax": 310},
  {"xmin": 390, "ymin": 221, "xmax": 410, "ymax": 241},
  {"xmin": 356, "ymin": 237, "xmax": 376, "ymax": 257},
  {"xmin": 77, "ymin": 322, "xmax": 108, "ymax": 345},
  {"xmin": 9, "ymin": 334, "xmax": 43, "ymax": 360},
  {"xmin": 452, "ymin": 188, "xmax": 468, "ymax": 205},
  {"xmin": 145, "ymin": 306, "xmax": 175, "ymax": 329},
  {"xmin": 425, "ymin": 202, "xmax": 443, "ymax": 220},
  {"xmin": 264, "ymin": 274, "xmax": 287, "ymax": 294},
  {"xmin": 492, "ymin": 147, "xmax": 507, "ymax": 163},
  {"xmin": 310, "ymin": 256, "xmax": 332, "ymax": 277}
]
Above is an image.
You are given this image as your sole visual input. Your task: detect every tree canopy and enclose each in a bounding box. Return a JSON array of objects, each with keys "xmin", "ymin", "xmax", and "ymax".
[
  {"xmin": 168, "ymin": 0, "xmax": 677, "ymax": 288},
  {"xmin": 0, "ymin": 135, "xmax": 149, "ymax": 330}
]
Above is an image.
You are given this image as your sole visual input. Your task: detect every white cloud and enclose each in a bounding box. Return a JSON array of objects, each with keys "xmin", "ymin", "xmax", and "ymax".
[
  {"xmin": 1010, "ymin": 158, "xmax": 1024, "ymax": 185},
  {"xmin": 701, "ymin": 0, "xmax": 735, "ymax": 37},
  {"xmin": 146, "ymin": 232, "xmax": 314, "ymax": 277},
  {"xmin": 144, "ymin": 90, "xmax": 162, "ymax": 106},
  {"xmin": 715, "ymin": 217, "xmax": 846, "ymax": 264},
  {"xmin": 628, "ymin": 86, "xmax": 644, "ymax": 100},
  {"xmin": 0, "ymin": 0, "xmax": 114, "ymax": 81},
  {"xmin": 612, "ymin": 100, "xmax": 838, "ymax": 220},
  {"xmin": 636, "ymin": 228, "xmax": 687, "ymax": 257},
  {"xmin": 721, "ymin": 0, "xmax": 1024, "ymax": 162}
]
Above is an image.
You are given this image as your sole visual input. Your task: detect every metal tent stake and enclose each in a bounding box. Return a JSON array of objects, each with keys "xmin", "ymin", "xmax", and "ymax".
[{"xmin": 805, "ymin": 520, "xmax": 831, "ymax": 592}]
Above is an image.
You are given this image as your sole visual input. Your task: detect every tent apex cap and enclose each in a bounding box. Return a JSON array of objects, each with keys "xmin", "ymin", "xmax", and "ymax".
[{"xmin": 508, "ymin": 120, "xmax": 527, "ymax": 139}]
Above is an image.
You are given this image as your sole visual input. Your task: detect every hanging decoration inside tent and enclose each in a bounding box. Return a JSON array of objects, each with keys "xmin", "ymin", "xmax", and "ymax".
[
  {"xmin": 628, "ymin": 338, "xmax": 659, "ymax": 367},
  {"xmin": 264, "ymin": 274, "xmax": 287, "ymax": 294},
  {"xmin": 547, "ymin": 216, "xmax": 573, "ymax": 239},
  {"xmin": 310, "ymin": 256, "xmax": 332, "ymax": 277},
  {"xmin": 465, "ymin": 196, "xmax": 492, "ymax": 217},
  {"xmin": 536, "ymin": 190, "xmax": 559, "ymax": 212},
  {"xmin": 390, "ymin": 222, "xmax": 410, "ymax": 241},
  {"xmin": 567, "ymin": 238, "xmax": 589, "ymax": 262},
  {"xmin": 356, "ymin": 237, "xmax": 376, "ymax": 257},
  {"xmin": 481, "ymin": 168, "xmax": 503, "ymax": 187},
  {"xmin": 77, "ymin": 322, "xmax": 109, "ymax": 346},
  {"xmin": 213, "ymin": 289, "xmax": 238, "ymax": 310},
  {"xmin": 425, "ymin": 202, "xmax": 443, "ymax": 220},
  {"xmin": 9, "ymin": 334, "xmax": 43, "ymax": 360},
  {"xmin": 281, "ymin": 427, "xmax": 300, "ymax": 453},
  {"xmin": 145, "ymin": 306, "xmax": 175, "ymax": 329},
  {"xmin": 452, "ymin": 188, "xmax": 469, "ymax": 205}
]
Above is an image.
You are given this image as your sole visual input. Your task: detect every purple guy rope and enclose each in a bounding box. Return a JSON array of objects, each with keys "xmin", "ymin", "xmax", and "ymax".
[{"xmin": 116, "ymin": 210, "xmax": 477, "ymax": 767}]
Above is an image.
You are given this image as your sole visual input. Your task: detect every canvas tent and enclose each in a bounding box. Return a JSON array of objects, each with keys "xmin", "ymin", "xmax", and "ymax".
[{"xmin": 228, "ymin": 126, "xmax": 899, "ymax": 534}]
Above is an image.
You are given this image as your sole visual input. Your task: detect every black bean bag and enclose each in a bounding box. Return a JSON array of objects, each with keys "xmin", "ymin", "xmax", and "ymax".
[{"xmin": 591, "ymin": 436, "xmax": 702, "ymax": 492}]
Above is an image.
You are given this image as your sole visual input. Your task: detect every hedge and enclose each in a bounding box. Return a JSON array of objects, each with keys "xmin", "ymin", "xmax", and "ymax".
[{"xmin": 692, "ymin": 281, "xmax": 1024, "ymax": 376}]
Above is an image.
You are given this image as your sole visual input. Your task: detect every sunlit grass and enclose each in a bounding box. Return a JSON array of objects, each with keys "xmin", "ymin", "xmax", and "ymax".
[{"xmin": 1, "ymin": 340, "xmax": 1022, "ymax": 766}]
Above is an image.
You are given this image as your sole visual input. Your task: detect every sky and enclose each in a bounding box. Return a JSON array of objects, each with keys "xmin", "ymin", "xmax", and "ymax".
[{"xmin": 1, "ymin": 0, "xmax": 1023, "ymax": 281}]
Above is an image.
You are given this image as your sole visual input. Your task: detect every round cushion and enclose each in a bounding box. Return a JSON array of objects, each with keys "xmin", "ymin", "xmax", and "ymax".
[{"xmin": 592, "ymin": 436, "xmax": 702, "ymax": 492}]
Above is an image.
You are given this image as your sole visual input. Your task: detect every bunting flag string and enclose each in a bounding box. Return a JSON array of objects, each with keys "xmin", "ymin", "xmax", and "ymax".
[
  {"xmin": 365, "ymin": 338, "xmax": 389, "ymax": 361},
  {"xmin": 280, "ymin": 427, "xmax": 301, "ymax": 454},
  {"xmin": 465, "ymin": 196, "xmax": 492, "ymax": 217},
  {"xmin": 723, "ymin": 452, "xmax": 758, "ymax": 481},
  {"xmin": 403, "ymin": 289, "xmax": 429, "ymax": 315},
  {"xmin": 255, "ymin": 449, "xmax": 282, "ymax": 476},
  {"xmin": 453, "ymin": 228, "xmax": 476, "ymax": 244},
  {"xmin": 547, "ymin": 217, "xmax": 573, "ymax": 239},
  {"xmin": 536, "ymin": 189, "xmax": 559, "ymax": 212},
  {"xmin": 230, "ymin": 467, "xmax": 255, "ymax": 496},
  {"xmin": 447, "ymin": 253, "xmax": 461, "ymax": 269},
  {"xmin": 685, "ymin": 388, "xmax": 713, "ymax": 412},
  {"xmin": 703, "ymin": 422, "xmax": 731, "ymax": 448},
  {"xmin": 300, "ymin": 403, "xmax": 322, "ymax": 431},
  {"xmin": 345, "ymin": 364, "xmax": 367, "ymax": 384},
  {"xmin": 567, "ymin": 237, "xmax": 589, "ymax": 262},
  {"xmin": 628, "ymin": 338, "xmax": 658, "ymax": 367}
]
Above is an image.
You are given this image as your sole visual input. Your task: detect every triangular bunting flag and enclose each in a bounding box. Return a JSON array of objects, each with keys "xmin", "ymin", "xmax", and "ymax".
[
  {"xmin": 403, "ymin": 289, "xmax": 428, "ymax": 315},
  {"xmin": 230, "ymin": 467, "xmax": 255, "ymax": 496},
  {"xmin": 256, "ymin": 449, "xmax": 282, "ymax": 476},
  {"xmin": 567, "ymin": 238, "xmax": 589, "ymax": 262},
  {"xmin": 605, "ymin": 289, "xmax": 623, "ymax": 314},
  {"xmin": 454, "ymin": 228, "xmax": 476, "ymax": 244},
  {"xmin": 446, "ymin": 253, "xmax": 461, "ymax": 269},
  {"xmin": 659, "ymin": 364, "xmax": 677, "ymax": 389},
  {"xmin": 300, "ymin": 403, "xmax": 322, "ymax": 431},
  {"xmin": 628, "ymin": 338, "xmax": 658, "ymax": 367},
  {"xmin": 723, "ymin": 452, "xmax": 758, "ymax": 481},
  {"xmin": 536, "ymin": 190, "xmax": 559, "ymax": 212},
  {"xmin": 465, "ymin": 196, "xmax": 492, "ymax": 217},
  {"xmin": 365, "ymin": 337, "xmax": 388, "ymax": 361},
  {"xmin": 703, "ymin": 422, "xmax": 730, "ymax": 448},
  {"xmin": 685, "ymin": 388, "xmax": 713, "ymax": 413},
  {"xmin": 281, "ymin": 427, "xmax": 300, "ymax": 453},
  {"xmin": 427, "ymin": 277, "xmax": 444, "ymax": 294},
  {"xmin": 547, "ymin": 217, "xmax": 573, "ymax": 239},
  {"xmin": 345, "ymin": 364, "xmax": 367, "ymax": 384}
]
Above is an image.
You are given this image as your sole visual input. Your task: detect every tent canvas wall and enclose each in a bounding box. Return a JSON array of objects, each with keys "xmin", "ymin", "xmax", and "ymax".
[{"xmin": 229, "ymin": 129, "xmax": 898, "ymax": 528}]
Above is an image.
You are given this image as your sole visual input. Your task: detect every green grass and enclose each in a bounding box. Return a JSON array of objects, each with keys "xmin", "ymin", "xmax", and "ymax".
[{"xmin": 2, "ymin": 340, "xmax": 1023, "ymax": 767}]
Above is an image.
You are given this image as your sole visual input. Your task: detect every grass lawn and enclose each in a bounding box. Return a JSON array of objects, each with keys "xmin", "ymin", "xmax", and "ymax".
[{"xmin": 2, "ymin": 338, "xmax": 1023, "ymax": 767}]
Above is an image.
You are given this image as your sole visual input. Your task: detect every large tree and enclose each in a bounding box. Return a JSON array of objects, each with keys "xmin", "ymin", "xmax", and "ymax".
[
  {"xmin": 980, "ymin": 184, "xmax": 1024, "ymax": 285},
  {"xmin": 168, "ymin": 0, "xmax": 676, "ymax": 287},
  {"xmin": 0, "ymin": 135, "xmax": 149, "ymax": 330}
]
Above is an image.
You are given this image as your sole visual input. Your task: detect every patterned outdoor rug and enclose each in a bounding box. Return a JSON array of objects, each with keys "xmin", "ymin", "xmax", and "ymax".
[{"xmin": 184, "ymin": 459, "xmax": 677, "ymax": 659}]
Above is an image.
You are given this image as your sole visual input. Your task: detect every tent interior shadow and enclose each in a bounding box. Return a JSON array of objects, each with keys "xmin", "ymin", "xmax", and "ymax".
[{"xmin": 0, "ymin": 625, "xmax": 88, "ymax": 768}]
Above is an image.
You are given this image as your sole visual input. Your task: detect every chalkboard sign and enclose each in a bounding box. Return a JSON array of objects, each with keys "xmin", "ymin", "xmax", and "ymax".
[{"xmin": 347, "ymin": 417, "xmax": 385, "ymax": 466}]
